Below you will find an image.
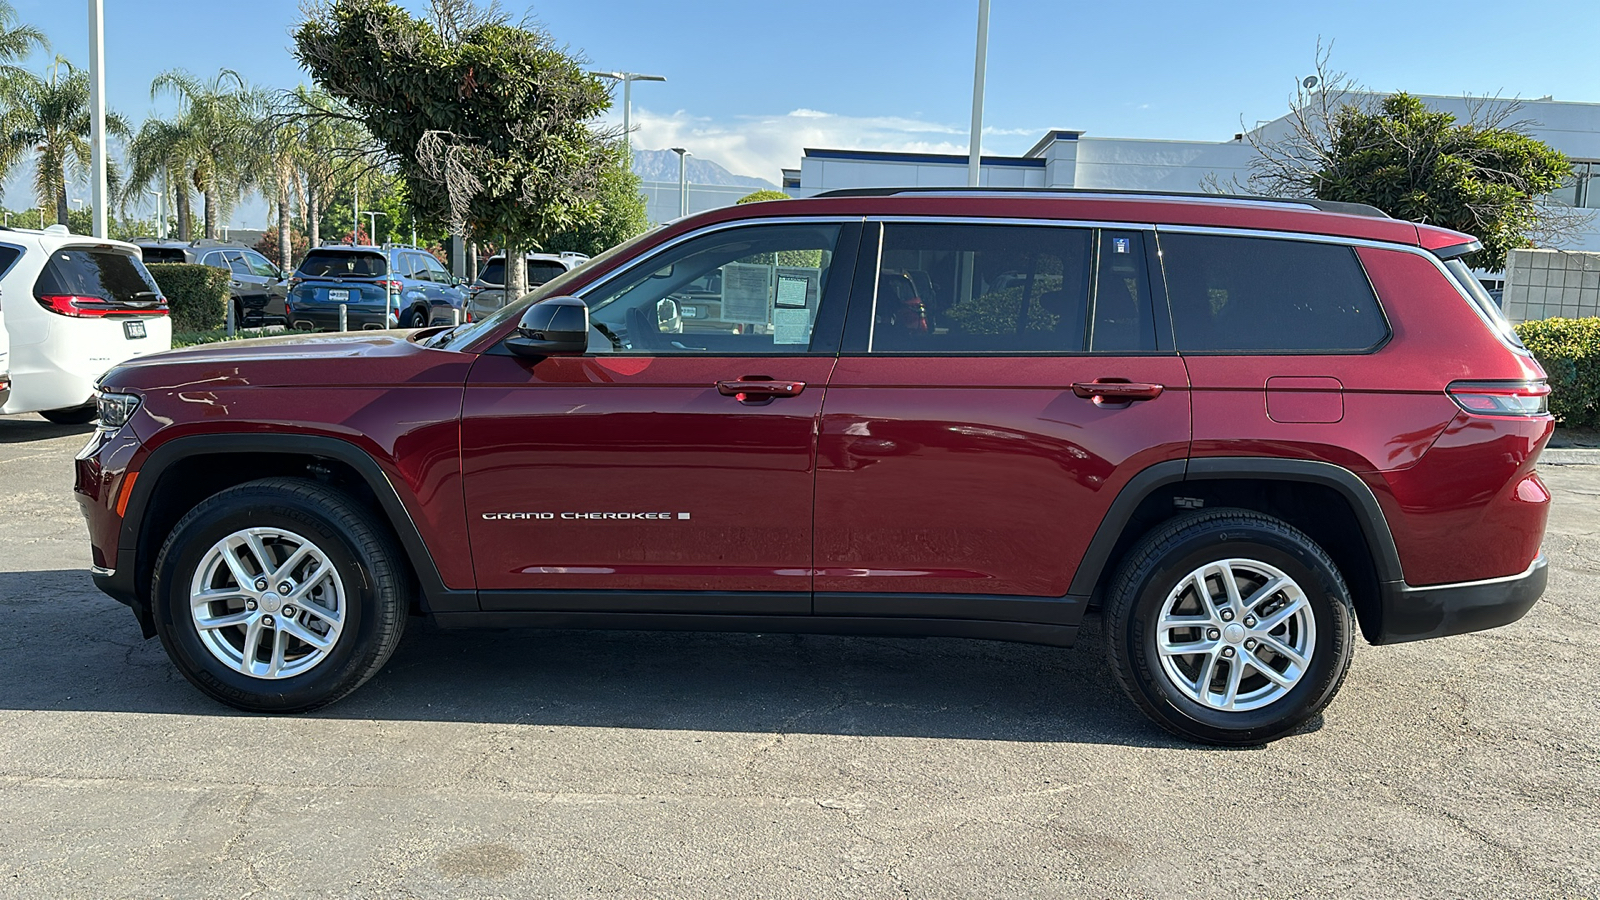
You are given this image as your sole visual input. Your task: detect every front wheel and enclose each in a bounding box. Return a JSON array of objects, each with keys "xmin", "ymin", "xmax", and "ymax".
[
  {"xmin": 151, "ymin": 477, "xmax": 410, "ymax": 713},
  {"xmin": 1104, "ymin": 508, "xmax": 1356, "ymax": 745}
]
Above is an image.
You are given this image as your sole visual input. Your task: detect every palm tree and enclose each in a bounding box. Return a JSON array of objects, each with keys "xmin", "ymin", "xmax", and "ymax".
[
  {"xmin": 0, "ymin": 58, "xmax": 130, "ymax": 226},
  {"xmin": 0, "ymin": 0, "xmax": 46, "ymax": 85},
  {"xmin": 254, "ymin": 92, "xmax": 305, "ymax": 268},
  {"xmin": 151, "ymin": 68, "xmax": 262, "ymax": 239},
  {"xmin": 124, "ymin": 114, "xmax": 196, "ymax": 240},
  {"xmin": 291, "ymin": 86, "xmax": 368, "ymax": 249}
]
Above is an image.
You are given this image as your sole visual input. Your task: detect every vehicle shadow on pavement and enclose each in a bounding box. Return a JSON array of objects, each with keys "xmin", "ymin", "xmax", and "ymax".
[
  {"xmin": 0, "ymin": 416, "xmax": 94, "ymax": 444},
  {"xmin": 0, "ymin": 568, "xmax": 1254, "ymax": 749}
]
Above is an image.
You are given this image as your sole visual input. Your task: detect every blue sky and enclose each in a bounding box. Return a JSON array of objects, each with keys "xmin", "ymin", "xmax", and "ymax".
[{"xmin": 8, "ymin": 0, "xmax": 1600, "ymax": 227}]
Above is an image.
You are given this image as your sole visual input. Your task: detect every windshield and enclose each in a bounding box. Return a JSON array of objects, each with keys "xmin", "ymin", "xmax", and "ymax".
[{"xmin": 432, "ymin": 227, "xmax": 663, "ymax": 351}]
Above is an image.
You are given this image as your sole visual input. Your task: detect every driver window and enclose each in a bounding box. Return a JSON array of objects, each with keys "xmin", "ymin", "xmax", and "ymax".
[{"xmin": 585, "ymin": 224, "xmax": 841, "ymax": 355}]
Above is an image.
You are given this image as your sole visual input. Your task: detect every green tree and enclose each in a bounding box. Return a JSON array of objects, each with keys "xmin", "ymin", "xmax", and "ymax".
[
  {"xmin": 543, "ymin": 144, "xmax": 649, "ymax": 256},
  {"xmin": 294, "ymin": 0, "xmax": 615, "ymax": 297},
  {"xmin": 124, "ymin": 114, "xmax": 197, "ymax": 240},
  {"xmin": 0, "ymin": 58, "xmax": 130, "ymax": 226},
  {"xmin": 736, "ymin": 189, "xmax": 789, "ymax": 204},
  {"xmin": 1235, "ymin": 47, "xmax": 1581, "ymax": 270},
  {"xmin": 0, "ymin": 0, "xmax": 46, "ymax": 84},
  {"xmin": 151, "ymin": 68, "xmax": 263, "ymax": 239}
]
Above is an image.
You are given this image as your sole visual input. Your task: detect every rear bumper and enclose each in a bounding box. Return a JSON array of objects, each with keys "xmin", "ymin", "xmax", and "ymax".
[
  {"xmin": 290, "ymin": 307, "xmax": 395, "ymax": 331},
  {"xmin": 1373, "ymin": 554, "xmax": 1547, "ymax": 644}
]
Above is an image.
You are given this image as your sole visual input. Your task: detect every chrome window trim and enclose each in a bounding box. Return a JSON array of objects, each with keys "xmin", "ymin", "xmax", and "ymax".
[
  {"xmin": 569, "ymin": 216, "xmax": 866, "ymax": 302},
  {"xmin": 1155, "ymin": 224, "xmax": 1532, "ymax": 358}
]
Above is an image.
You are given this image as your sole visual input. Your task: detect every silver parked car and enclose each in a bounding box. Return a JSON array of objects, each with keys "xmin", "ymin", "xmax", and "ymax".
[{"xmin": 466, "ymin": 251, "xmax": 588, "ymax": 320}]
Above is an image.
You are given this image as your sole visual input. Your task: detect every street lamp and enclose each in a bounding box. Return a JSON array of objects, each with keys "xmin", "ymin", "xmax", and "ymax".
[
  {"xmin": 363, "ymin": 210, "xmax": 387, "ymax": 244},
  {"xmin": 670, "ymin": 148, "xmax": 689, "ymax": 219},
  {"xmin": 967, "ymin": 0, "xmax": 991, "ymax": 187},
  {"xmin": 589, "ymin": 71, "xmax": 665, "ymax": 160},
  {"xmin": 146, "ymin": 189, "xmax": 164, "ymax": 239}
]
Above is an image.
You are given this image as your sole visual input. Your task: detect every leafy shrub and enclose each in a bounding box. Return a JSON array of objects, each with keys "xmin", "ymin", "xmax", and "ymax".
[
  {"xmin": 171, "ymin": 328, "xmax": 278, "ymax": 348},
  {"xmin": 1515, "ymin": 317, "xmax": 1600, "ymax": 426},
  {"xmin": 147, "ymin": 263, "xmax": 230, "ymax": 332}
]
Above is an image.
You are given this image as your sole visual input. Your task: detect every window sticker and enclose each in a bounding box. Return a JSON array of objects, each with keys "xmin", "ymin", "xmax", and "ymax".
[
  {"xmin": 773, "ymin": 307, "xmax": 812, "ymax": 344},
  {"xmin": 720, "ymin": 262, "xmax": 772, "ymax": 324},
  {"xmin": 1112, "ymin": 237, "xmax": 1131, "ymax": 254},
  {"xmin": 775, "ymin": 274, "xmax": 809, "ymax": 308}
]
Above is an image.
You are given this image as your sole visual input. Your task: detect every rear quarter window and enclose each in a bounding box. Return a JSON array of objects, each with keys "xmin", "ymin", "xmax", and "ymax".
[
  {"xmin": 528, "ymin": 260, "xmax": 567, "ymax": 285},
  {"xmin": 297, "ymin": 250, "xmax": 388, "ymax": 278},
  {"xmin": 1161, "ymin": 233, "xmax": 1388, "ymax": 353}
]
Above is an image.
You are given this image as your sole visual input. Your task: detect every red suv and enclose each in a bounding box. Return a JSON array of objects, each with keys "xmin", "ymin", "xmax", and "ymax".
[{"xmin": 75, "ymin": 190, "xmax": 1552, "ymax": 744}]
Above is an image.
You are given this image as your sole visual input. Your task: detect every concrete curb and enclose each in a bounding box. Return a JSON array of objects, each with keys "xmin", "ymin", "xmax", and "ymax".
[{"xmin": 1541, "ymin": 447, "xmax": 1600, "ymax": 465}]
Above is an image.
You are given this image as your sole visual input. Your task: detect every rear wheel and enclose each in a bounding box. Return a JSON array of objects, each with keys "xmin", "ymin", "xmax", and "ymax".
[
  {"xmin": 152, "ymin": 477, "xmax": 410, "ymax": 713},
  {"xmin": 404, "ymin": 306, "xmax": 429, "ymax": 328},
  {"xmin": 39, "ymin": 405, "xmax": 97, "ymax": 424},
  {"xmin": 1104, "ymin": 508, "xmax": 1356, "ymax": 745}
]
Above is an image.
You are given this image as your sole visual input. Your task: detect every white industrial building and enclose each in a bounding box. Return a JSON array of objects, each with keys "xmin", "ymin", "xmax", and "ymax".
[{"xmin": 778, "ymin": 94, "xmax": 1600, "ymax": 257}]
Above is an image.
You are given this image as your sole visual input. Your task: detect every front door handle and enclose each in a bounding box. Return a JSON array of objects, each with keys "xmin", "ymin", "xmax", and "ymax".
[
  {"xmin": 717, "ymin": 378, "xmax": 806, "ymax": 401},
  {"xmin": 1071, "ymin": 380, "xmax": 1164, "ymax": 403}
]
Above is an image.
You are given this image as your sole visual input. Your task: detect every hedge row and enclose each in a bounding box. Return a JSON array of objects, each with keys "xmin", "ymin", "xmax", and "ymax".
[
  {"xmin": 146, "ymin": 263, "xmax": 230, "ymax": 332},
  {"xmin": 1516, "ymin": 317, "xmax": 1600, "ymax": 426}
]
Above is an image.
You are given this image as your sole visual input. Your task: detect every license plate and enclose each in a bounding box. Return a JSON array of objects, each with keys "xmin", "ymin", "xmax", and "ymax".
[
  {"xmin": 123, "ymin": 320, "xmax": 147, "ymax": 340},
  {"xmin": 328, "ymin": 289, "xmax": 350, "ymax": 303}
]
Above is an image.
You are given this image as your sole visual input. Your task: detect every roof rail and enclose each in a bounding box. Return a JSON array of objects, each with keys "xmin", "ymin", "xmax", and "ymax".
[
  {"xmin": 382, "ymin": 242, "xmax": 427, "ymax": 252},
  {"xmin": 807, "ymin": 186, "xmax": 1391, "ymax": 219}
]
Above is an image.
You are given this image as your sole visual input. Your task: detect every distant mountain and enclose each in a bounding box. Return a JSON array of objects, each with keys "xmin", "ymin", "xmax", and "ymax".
[{"xmin": 632, "ymin": 149, "xmax": 775, "ymax": 189}]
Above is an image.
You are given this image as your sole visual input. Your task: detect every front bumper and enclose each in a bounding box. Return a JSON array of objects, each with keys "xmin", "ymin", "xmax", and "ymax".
[{"xmin": 1373, "ymin": 554, "xmax": 1547, "ymax": 644}]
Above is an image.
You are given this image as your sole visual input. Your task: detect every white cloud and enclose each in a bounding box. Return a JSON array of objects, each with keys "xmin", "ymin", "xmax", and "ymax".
[{"xmin": 601, "ymin": 107, "xmax": 1047, "ymax": 183}]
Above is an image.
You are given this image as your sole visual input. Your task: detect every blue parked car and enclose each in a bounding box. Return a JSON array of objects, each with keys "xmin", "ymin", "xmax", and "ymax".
[{"xmin": 287, "ymin": 245, "xmax": 467, "ymax": 330}]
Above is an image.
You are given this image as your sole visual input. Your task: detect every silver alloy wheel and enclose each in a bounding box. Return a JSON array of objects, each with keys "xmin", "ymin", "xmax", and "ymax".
[
  {"xmin": 1154, "ymin": 558, "xmax": 1315, "ymax": 712},
  {"xmin": 188, "ymin": 527, "xmax": 346, "ymax": 680}
]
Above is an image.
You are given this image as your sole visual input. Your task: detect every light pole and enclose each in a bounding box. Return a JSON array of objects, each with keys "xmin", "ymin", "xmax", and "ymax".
[
  {"xmin": 671, "ymin": 147, "xmax": 689, "ymax": 218},
  {"xmin": 364, "ymin": 211, "xmax": 386, "ymax": 245},
  {"xmin": 589, "ymin": 71, "xmax": 665, "ymax": 160},
  {"xmin": 146, "ymin": 189, "xmax": 164, "ymax": 239},
  {"xmin": 967, "ymin": 0, "xmax": 991, "ymax": 188},
  {"xmin": 88, "ymin": 0, "xmax": 107, "ymax": 237}
]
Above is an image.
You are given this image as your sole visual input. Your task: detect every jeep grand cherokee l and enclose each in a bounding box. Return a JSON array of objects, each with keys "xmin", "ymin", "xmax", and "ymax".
[{"xmin": 75, "ymin": 190, "xmax": 1552, "ymax": 744}]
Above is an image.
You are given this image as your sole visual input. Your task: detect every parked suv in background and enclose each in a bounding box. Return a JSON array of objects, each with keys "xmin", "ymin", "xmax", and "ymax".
[
  {"xmin": 135, "ymin": 239, "xmax": 288, "ymax": 327},
  {"xmin": 287, "ymin": 244, "xmax": 465, "ymax": 330},
  {"xmin": 77, "ymin": 190, "xmax": 1551, "ymax": 744},
  {"xmin": 465, "ymin": 250, "xmax": 588, "ymax": 320},
  {"xmin": 3, "ymin": 225, "xmax": 170, "ymax": 422}
]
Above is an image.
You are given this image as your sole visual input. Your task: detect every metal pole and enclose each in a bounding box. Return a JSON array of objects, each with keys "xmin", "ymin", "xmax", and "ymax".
[
  {"xmin": 339, "ymin": 303, "xmax": 348, "ymax": 332},
  {"xmin": 672, "ymin": 148, "xmax": 689, "ymax": 218},
  {"xmin": 225, "ymin": 296, "xmax": 235, "ymax": 337},
  {"xmin": 622, "ymin": 77, "xmax": 632, "ymax": 160},
  {"xmin": 353, "ymin": 183, "xmax": 359, "ymax": 243},
  {"xmin": 967, "ymin": 0, "xmax": 991, "ymax": 188},
  {"xmin": 88, "ymin": 0, "xmax": 108, "ymax": 237}
]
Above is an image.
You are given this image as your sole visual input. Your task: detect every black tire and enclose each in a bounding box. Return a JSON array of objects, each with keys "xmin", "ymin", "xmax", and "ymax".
[
  {"xmin": 1103, "ymin": 508, "xmax": 1356, "ymax": 745},
  {"xmin": 151, "ymin": 477, "xmax": 410, "ymax": 713},
  {"xmin": 232, "ymin": 297, "xmax": 245, "ymax": 327},
  {"xmin": 39, "ymin": 405, "xmax": 97, "ymax": 424},
  {"xmin": 404, "ymin": 306, "xmax": 429, "ymax": 328}
]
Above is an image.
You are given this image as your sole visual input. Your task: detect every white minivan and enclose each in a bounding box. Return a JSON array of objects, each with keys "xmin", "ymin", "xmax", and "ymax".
[{"xmin": 0, "ymin": 226, "xmax": 171, "ymax": 423}]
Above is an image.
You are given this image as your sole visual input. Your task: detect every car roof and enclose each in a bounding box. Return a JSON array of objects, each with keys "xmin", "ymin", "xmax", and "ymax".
[{"xmin": 689, "ymin": 188, "xmax": 1477, "ymax": 253}]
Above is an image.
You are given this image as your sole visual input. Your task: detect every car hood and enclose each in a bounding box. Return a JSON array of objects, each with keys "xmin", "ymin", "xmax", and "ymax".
[{"xmin": 100, "ymin": 330, "xmax": 476, "ymax": 392}]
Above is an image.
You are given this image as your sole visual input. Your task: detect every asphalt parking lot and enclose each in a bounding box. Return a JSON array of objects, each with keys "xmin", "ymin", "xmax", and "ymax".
[{"xmin": 1, "ymin": 412, "xmax": 1597, "ymax": 899}]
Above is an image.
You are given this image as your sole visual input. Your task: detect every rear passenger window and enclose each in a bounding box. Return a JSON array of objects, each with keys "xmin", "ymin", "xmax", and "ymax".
[
  {"xmin": 873, "ymin": 224, "xmax": 1093, "ymax": 352},
  {"xmin": 1161, "ymin": 234, "xmax": 1388, "ymax": 353}
]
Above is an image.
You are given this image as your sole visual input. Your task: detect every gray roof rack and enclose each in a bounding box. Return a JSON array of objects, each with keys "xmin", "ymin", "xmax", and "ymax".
[{"xmin": 808, "ymin": 186, "xmax": 1390, "ymax": 219}]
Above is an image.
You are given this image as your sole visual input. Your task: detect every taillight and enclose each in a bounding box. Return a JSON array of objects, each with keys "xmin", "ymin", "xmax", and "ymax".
[
  {"xmin": 378, "ymin": 279, "xmax": 402, "ymax": 293},
  {"xmin": 37, "ymin": 295, "xmax": 168, "ymax": 317},
  {"xmin": 288, "ymin": 277, "xmax": 303, "ymax": 289},
  {"xmin": 1447, "ymin": 380, "xmax": 1550, "ymax": 417}
]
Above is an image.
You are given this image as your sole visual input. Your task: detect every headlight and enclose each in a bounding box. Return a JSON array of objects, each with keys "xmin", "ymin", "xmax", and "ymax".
[{"xmin": 97, "ymin": 392, "xmax": 141, "ymax": 432}]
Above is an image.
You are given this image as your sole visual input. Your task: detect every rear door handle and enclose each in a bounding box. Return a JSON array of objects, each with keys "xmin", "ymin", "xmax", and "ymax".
[
  {"xmin": 717, "ymin": 378, "xmax": 806, "ymax": 400},
  {"xmin": 1071, "ymin": 380, "xmax": 1164, "ymax": 402}
]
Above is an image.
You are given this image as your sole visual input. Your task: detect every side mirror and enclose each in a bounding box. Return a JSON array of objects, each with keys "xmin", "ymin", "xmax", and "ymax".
[{"xmin": 504, "ymin": 296, "xmax": 589, "ymax": 358}]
